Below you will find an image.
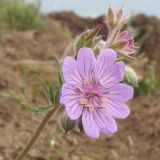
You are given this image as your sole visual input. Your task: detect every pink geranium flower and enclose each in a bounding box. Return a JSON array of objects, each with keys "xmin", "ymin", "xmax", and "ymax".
[{"xmin": 60, "ymin": 48, "xmax": 133, "ymax": 139}]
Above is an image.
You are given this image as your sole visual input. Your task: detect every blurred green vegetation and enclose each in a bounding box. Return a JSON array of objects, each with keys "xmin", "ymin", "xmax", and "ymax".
[
  {"xmin": 0, "ymin": 0, "xmax": 44, "ymax": 30},
  {"xmin": 136, "ymin": 61, "xmax": 160, "ymax": 95}
]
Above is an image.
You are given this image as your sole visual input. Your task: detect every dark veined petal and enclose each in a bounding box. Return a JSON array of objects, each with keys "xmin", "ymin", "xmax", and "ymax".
[
  {"xmin": 102, "ymin": 83, "xmax": 133, "ymax": 119},
  {"xmin": 82, "ymin": 108, "xmax": 99, "ymax": 139},
  {"xmin": 103, "ymin": 100, "xmax": 130, "ymax": 119},
  {"xmin": 96, "ymin": 49, "xmax": 117, "ymax": 78},
  {"xmin": 77, "ymin": 47, "xmax": 96, "ymax": 79},
  {"xmin": 93, "ymin": 107, "xmax": 118, "ymax": 135},
  {"xmin": 62, "ymin": 56, "xmax": 82, "ymax": 86},
  {"xmin": 105, "ymin": 83, "xmax": 134, "ymax": 103},
  {"xmin": 60, "ymin": 83, "xmax": 83, "ymax": 120},
  {"xmin": 96, "ymin": 49, "xmax": 125, "ymax": 87}
]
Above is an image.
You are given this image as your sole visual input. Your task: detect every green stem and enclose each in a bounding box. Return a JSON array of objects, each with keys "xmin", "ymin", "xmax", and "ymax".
[{"xmin": 15, "ymin": 106, "xmax": 59, "ymax": 160}]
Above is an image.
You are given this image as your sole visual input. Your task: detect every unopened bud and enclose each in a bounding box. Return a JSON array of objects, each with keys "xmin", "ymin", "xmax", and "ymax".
[
  {"xmin": 85, "ymin": 20, "xmax": 105, "ymax": 41},
  {"xmin": 124, "ymin": 66, "xmax": 138, "ymax": 87},
  {"xmin": 75, "ymin": 35, "xmax": 85, "ymax": 51},
  {"xmin": 107, "ymin": 7, "xmax": 115, "ymax": 27},
  {"xmin": 60, "ymin": 110, "xmax": 77, "ymax": 133},
  {"xmin": 75, "ymin": 21, "xmax": 105, "ymax": 51},
  {"xmin": 116, "ymin": 7, "xmax": 126, "ymax": 25},
  {"xmin": 93, "ymin": 40, "xmax": 106, "ymax": 54},
  {"xmin": 109, "ymin": 40, "xmax": 128, "ymax": 50},
  {"xmin": 106, "ymin": 7, "xmax": 127, "ymax": 31}
]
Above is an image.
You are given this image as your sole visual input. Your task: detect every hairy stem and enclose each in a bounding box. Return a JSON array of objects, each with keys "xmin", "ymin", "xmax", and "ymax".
[{"xmin": 15, "ymin": 106, "xmax": 59, "ymax": 160}]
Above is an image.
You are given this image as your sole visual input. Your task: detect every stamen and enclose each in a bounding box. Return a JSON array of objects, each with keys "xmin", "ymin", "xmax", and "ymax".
[
  {"xmin": 78, "ymin": 87, "xmax": 84, "ymax": 93},
  {"xmin": 84, "ymin": 77, "xmax": 89, "ymax": 85},
  {"xmin": 99, "ymin": 80, "xmax": 104, "ymax": 86},
  {"xmin": 88, "ymin": 103, "xmax": 94, "ymax": 112},
  {"xmin": 89, "ymin": 107, "xmax": 93, "ymax": 112},
  {"xmin": 80, "ymin": 98, "xmax": 88, "ymax": 105},
  {"xmin": 101, "ymin": 97, "xmax": 107, "ymax": 102}
]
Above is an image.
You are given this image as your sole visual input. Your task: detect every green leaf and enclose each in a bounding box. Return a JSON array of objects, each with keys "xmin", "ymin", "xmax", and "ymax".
[
  {"xmin": 2, "ymin": 91, "xmax": 53, "ymax": 114},
  {"xmin": 55, "ymin": 89, "xmax": 60, "ymax": 103},
  {"xmin": 35, "ymin": 74, "xmax": 50, "ymax": 100},
  {"xmin": 53, "ymin": 56, "xmax": 63, "ymax": 88},
  {"xmin": 49, "ymin": 85, "xmax": 55, "ymax": 104},
  {"xmin": 20, "ymin": 103, "xmax": 53, "ymax": 114}
]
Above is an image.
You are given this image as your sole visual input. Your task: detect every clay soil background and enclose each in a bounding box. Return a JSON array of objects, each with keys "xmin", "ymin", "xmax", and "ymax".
[{"xmin": 0, "ymin": 10, "xmax": 160, "ymax": 160}]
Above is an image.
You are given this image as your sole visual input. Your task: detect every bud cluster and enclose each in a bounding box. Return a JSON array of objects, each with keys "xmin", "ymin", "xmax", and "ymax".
[{"xmin": 76, "ymin": 6, "xmax": 137, "ymax": 60}]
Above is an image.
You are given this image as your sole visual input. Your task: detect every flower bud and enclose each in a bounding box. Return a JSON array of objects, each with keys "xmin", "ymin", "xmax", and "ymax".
[
  {"xmin": 106, "ymin": 7, "xmax": 127, "ymax": 30},
  {"xmin": 85, "ymin": 20, "xmax": 105, "ymax": 41},
  {"xmin": 108, "ymin": 31, "xmax": 136, "ymax": 60},
  {"xmin": 93, "ymin": 40, "xmax": 106, "ymax": 54},
  {"xmin": 124, "ymin": 66, "xmax": 138, "ymax": 87},
  {"xmin": 75, "ymin": 34, "xmax": 85, "ymax": 51},
  {"xmin": 60, "ymin": 110, "xmax": 77, "ymax": 133},
  {"xmin": 107, "ymin": 7, "xmax": 116, "ymax": 28},
  {"xmin": 75, "ymin": 21, "xmax": 105, "ymax": 51}
]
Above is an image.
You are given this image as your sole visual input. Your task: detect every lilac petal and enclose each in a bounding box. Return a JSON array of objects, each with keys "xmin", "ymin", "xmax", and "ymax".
[
  {"xmin": 101, "ymin": 83, "xmax": 133, "ymax": 119},
  {"xmin": 62, "ymin": 56, "xmax": 82, "ymax": 86},
  {"xmin": 93, "ymin": 108, "xmax": 117, "ymax": 135},
  {"xmin": 77, "ymin": 47, "xmax": 96, "ymax": 79},
  {"xmin": 101, "ymin": 62, "xmax": 124, "ymax": 87},
  {"xmin": 96, "ymin": 49, "xmax": 117, "ymax": 77},
  {"xmin": 103, "ymin": 100, "xmax": 130, "ymax": 119},
  {"xmin": 105, "ymin": 83, "xmax": 134, "ymax": 103},
  {"xmin": 60, "ymin": 83, "xmax": 83, "ymax": 120},
  {"xmin": 96, "ymin": 49, "xmax": 124, "ymax": 87},
  {"xmin": 82, "ymin": 108, "xmax": 99, "ymax": 139}
]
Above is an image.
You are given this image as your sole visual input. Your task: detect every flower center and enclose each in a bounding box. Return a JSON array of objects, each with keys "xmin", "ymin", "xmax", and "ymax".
[
  {"xmin": 79, "ymin": 77, "xmax": 107, "ymax": 112},
  {"xmin": 128, "ymin": 38, "xmax": 135, "ymax": 49}
]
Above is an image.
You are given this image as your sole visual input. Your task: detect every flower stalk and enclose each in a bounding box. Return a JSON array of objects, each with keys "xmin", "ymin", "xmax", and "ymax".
[{"xmin": 15, "ymin": 105, "xmax": 59, "ymax": 160}]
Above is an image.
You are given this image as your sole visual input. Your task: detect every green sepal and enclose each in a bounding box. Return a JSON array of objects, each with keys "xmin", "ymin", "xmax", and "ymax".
[
  {"xmin": 110, "ymin": 40, "xmax": 128, "ymax": 50},
  {"xmin": 76, "ymin": 35, "xmax": 85, "ymax": 51},
  {"xmin": 117, "ymin": 52, "xmax": 135, "ymax": 61},
  {"xmin": 83, "ymin": 39, "xmax": 93, "ymax": 48},
  {"xmin": 124, "ymin": 70, "xmax": 138, "ymax": 87}
]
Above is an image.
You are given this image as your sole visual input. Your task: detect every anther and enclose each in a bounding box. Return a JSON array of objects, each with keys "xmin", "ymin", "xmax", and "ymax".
[
  {"xmin": 84, "ymin": 77, "xmax": 90, "ymax": 85},
  {"xmin": 101, "ymin": 97, "xmax": 107, "ymax": 102},
  {"xmin": 99, "ymin": 80, "xmax": 104, "ymax": 86},
  {"xmin": 80, "ymin": 98, "xmax": 88, "ymax": 105}
]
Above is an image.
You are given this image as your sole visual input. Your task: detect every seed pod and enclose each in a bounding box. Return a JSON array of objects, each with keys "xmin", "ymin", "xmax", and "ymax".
[{"xmin": 60, "ymin": 110, "xmax": 77, "ymax": 133}]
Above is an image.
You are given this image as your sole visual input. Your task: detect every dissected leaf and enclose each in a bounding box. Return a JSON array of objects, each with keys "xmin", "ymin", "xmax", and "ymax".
[
  {"xmin": 35, "ymin": 74, "xmax": 50, "ymax": 100},
  {"xmin": 53, "ymin": 56, "xmax": 63, "ymax": 89},
  {"xmin": 49, "ymin": 85, "xmax": 55, "ymax": 104},
  {"xmin": 20, "ymin": 103, "xmax": 53, "ymax": 114},
  {"xmin": 55, "ymin": 89, "xmax": 60, "ymax": 104},
  {"xmin": 2, "ymin": 91, "xmax": 53, "ymax": 114}
]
